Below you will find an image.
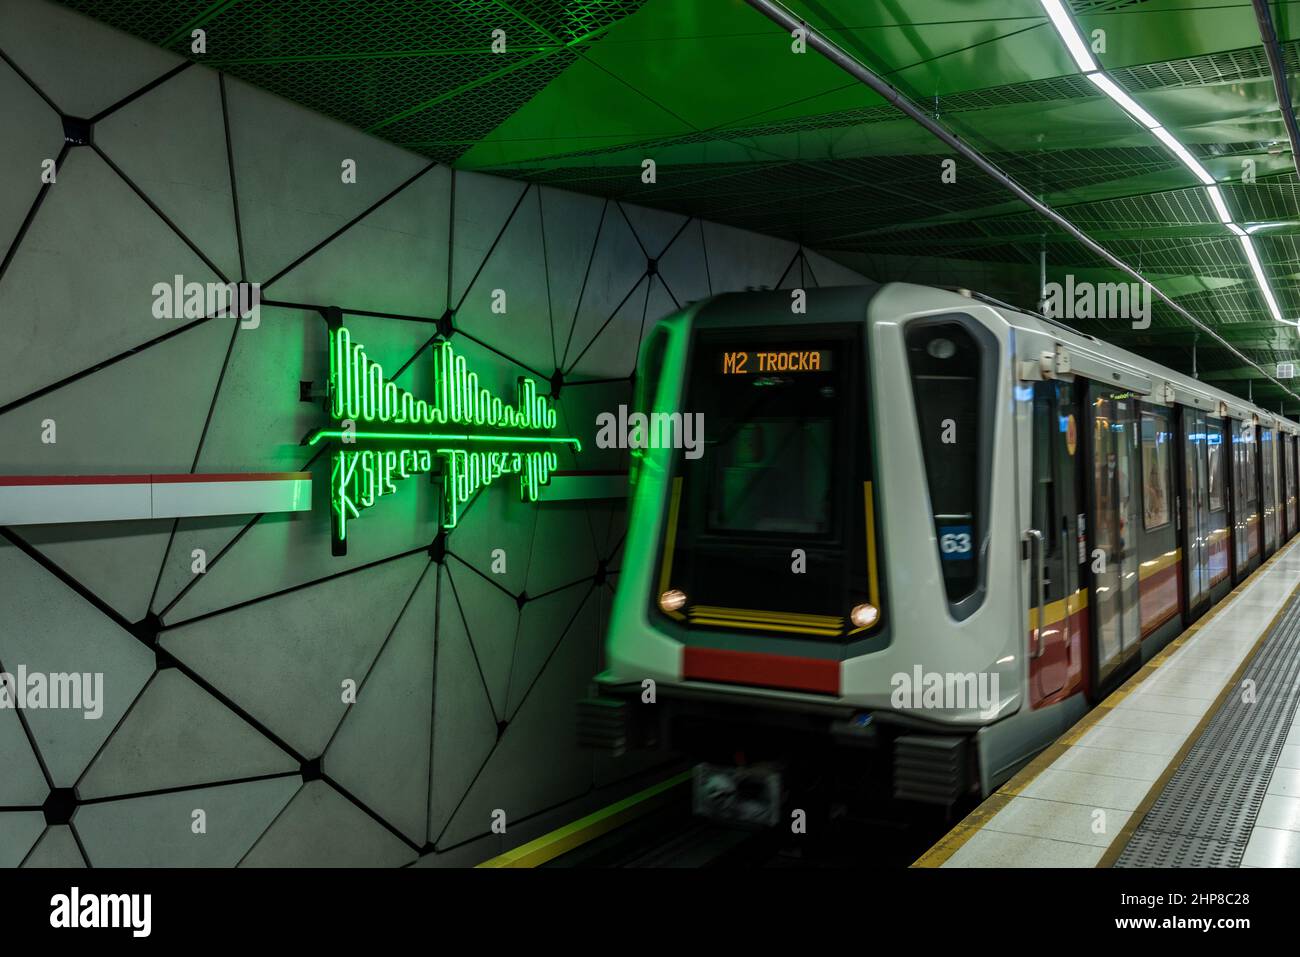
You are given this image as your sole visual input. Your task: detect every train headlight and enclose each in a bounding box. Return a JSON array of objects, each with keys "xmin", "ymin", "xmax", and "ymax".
[
  {"xmin": 659, "ymin": 589, "xmax": 687, "ymax": 613},
  {"xmin": 926, "ymin": 337, "xmax": 957, "ymax": 360},
  {"xmin": 850, "ymin": 603, "xmax": 879, "ymax": 629}
]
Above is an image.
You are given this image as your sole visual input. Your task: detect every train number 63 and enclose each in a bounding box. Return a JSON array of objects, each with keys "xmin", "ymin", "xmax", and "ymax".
[{"xmin": 938, "ymin": 527, "xmax": 973, "ymax": 560}]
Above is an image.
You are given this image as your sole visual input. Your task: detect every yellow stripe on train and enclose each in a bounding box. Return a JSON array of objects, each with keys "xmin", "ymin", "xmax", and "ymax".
[
  {"xmin": 1137, "ymin": 548, "xmax": 1181, "ymax": 582},
  {"xmin": 1028, "ymin": 588, "xmax": 1088, "ymax": 631}
]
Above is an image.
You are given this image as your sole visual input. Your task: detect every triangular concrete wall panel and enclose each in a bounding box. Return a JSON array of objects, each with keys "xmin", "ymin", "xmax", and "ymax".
[{"xmin": 325, "ymin": 563, "xmax": 436, "ymax": 845}]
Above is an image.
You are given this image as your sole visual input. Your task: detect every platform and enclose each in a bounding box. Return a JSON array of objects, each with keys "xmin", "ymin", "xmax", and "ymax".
[{"xmin": 917, "ymin": 539, "xmax": 1300, "ymax": 868}]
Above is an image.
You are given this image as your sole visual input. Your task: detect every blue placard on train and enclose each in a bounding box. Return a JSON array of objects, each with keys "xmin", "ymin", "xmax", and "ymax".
[{"xmin": 938, "ymin": 525, "xmax": 974, "ymax": 561}]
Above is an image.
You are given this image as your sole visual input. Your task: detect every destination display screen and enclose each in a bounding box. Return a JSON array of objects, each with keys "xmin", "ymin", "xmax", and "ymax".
[{"xmin": 718, "ymin": 348, "xmax": 833, "ymax": 375}]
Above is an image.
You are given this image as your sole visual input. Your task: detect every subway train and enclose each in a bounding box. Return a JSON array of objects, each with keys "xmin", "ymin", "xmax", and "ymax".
[{"xmin": 581, "ymin": 282, "xmax": 1300, "ymax": 813}]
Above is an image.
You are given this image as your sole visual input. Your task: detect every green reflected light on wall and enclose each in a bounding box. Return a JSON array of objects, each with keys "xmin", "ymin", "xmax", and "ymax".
[{"xmin": 315, "ymin": 327, "xmax": 578, "ymax": 543}]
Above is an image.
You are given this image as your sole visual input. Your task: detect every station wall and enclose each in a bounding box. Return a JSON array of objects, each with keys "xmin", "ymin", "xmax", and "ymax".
[{"xmin": 0, "ymin": 0, "xmax": 867, "ymax": 866}]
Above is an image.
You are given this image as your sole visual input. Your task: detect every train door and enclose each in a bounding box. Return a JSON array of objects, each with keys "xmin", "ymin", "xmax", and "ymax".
[
  {"xmin": 1181, "ymin": 408, "xmax": 1210, "ymax": 617},
  {"xmin": 1205, "ymin": 418, "xmax": 1230, "ymax": 593},
  {"xmin": 1289, "ymin": 429, "xmax": 1300, "ymax": 535},
  {"xmin": 1283, "ymin": 433, "xmax": 1294, "ymax": 539},
  {"xmin": 1290, "ymin": 433, "xmax": 1297, "ymax": 538},
  {"xmin": 1029, "ymin": 380, "xmax": 1083, "ymax": 704},
  {"xmin": 1280, "ymin": 433, "xmax": 1289, "ymax": 540},
  {"xmin": 1231, "ymin": 419, "xmax": 1259, "ymax": 580},
  {"xmin": 1262, "ymin": 427, "xmax": 1278, "ymax": 556},
  {"xmin": 1089, "ymin": 389, "xmax": 1141, "ymax": 691},
  {"xmin": 1248, "ymin": 420, "xmax": 1257, "ymax": 567},
  {"xmin": 1273, "ymin": 430, "xmax": 1283, "ymax": 544},
  {"xmin": 1276, "ymin": 431, "xmax": 1285, "ymax": 541},
  {"xmin": 1289, "ymin": 434, "xmax": 1298, "ymax": 538},
  {"xmin": 1228, "ymin": 418, "xmax": 1241, "ymax": 582}
]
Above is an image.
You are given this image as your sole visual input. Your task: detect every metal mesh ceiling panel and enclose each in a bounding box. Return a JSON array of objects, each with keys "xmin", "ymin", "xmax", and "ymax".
[
  {"xmin": 49, "ymin": 0, "xmax": 1300, "ymax": 402},
  {"xmin": 58, "ymin": 0, "xmax": 650, "ymax": 164}
]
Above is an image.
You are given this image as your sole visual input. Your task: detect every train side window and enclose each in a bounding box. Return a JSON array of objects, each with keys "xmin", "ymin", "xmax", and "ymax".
[
  {"xmin": 1140, "ymin": 407, "xmax": 1172, "ymax": 530},
  {"xmin": 904, "ymin": 316, "xmax": 995, "ymax": 613},
  {"xmin": 1207, "ymin": 420, "xmax": 1225, "ymax": 512}
]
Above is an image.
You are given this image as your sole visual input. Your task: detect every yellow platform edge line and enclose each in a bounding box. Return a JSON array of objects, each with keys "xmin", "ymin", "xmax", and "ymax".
[
  {"xmin": 475, "ymin": 770, "xmax": 692, "ymax": 868},
  {"xmin": 913, "ymin": 538, "xmax": 1300, "ymax": 869}
]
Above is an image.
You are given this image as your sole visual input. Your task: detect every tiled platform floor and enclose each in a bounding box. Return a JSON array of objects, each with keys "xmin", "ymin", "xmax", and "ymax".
[{"xmin": 934, "ymin": 539, "xmax": 1300, "ymax": 868}]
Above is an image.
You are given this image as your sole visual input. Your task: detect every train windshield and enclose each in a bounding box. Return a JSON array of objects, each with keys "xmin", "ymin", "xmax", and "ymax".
[
  {"xmin": 658, "ymin": 329, "xmax": 878, "ymax": 638},
  {"xmin": 702, "ymin": 357, "xmax": 836, "ymax": 536}
]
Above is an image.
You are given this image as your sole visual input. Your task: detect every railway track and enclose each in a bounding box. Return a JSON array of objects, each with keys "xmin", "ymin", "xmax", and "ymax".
[{"xmin": 543, "ymin": 790, "xmax": 961, "ymax": 868}]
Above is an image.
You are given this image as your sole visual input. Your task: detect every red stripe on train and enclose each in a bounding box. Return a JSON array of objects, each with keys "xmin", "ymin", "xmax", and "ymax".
[
  {"xmin": 682, "ymin": 647, "xmax": 840, "ymax": 695},
  {"xmin": 1139, "ymin": 560, "xmax": 1181, "ymax": 637}
]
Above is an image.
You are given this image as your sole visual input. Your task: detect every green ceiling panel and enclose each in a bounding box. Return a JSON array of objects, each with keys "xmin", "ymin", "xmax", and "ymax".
[{"xmin": 47, "ymin": 0, "xmax": 1300, "ymax": 398}]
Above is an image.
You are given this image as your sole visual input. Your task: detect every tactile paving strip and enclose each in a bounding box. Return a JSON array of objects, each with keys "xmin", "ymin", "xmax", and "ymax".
[{"xmin": 1116, "ymin": 593, "xmax": 1300, "ymax": 867}]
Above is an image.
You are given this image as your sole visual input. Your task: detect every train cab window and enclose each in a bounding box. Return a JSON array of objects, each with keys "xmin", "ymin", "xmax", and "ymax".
[
  {"xmin": 1140, "ymin": 408, "xmax": 1172, "ymax": 530},
  {"xmin": 693, "ymin": 346, "xmax": 840, "ymax": 537},
  {"xmin": 704, "ymin": 388, "xmax": 833, "ymax": 536},
  {"xmin": 905, "ymin": 317, "xmax": 995, "ymax": 612},
  {"xmin": 661, "ymin": 327, "xmax": 876, "ymax": 636},
  {"xmin": 1207, "ymin": 421, "xmax": 1225, "ymax": 512},
  {"xmin": 629, "ymin": 326, "xmax": 670, "ymax": 488}
]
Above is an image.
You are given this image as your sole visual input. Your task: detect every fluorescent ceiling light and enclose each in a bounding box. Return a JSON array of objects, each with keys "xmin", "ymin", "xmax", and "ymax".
[
  {"xmin": 1238, "ymin": 234, "xmax": 1284, "ymax": 322},
  {"xmin": 1038, "ymin": 0, "xmax": 1289, "ymax": 331},
  {"xmin": 1151, "ymin": 126, "xmax": 1216, "ymax": 185},
  {"xmin": 1206, "ymin": 186, "xmax": 1233, "ymax": 225},
  {"xmin": 1040, "ymin": 0, "xmax": 1097, "ymax": 72},
  {"xmin": 1087, "ymin": 72, "xmax": 1160, "ymax": 129}
]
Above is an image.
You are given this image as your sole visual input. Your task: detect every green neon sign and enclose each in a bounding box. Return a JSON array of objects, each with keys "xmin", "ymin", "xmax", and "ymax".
[
  {"xmin": 312, "ymin": 327, "xmax": 578, "ymax": 545},
  {"xmin": 329, "ymin": 327, "xmax": 557, "ymax": 430}
]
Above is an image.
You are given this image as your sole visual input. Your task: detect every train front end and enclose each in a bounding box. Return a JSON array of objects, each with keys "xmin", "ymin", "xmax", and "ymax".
[{"xmin": 587, "ymin": 284, "xmax": 1028, "ymax": 809}]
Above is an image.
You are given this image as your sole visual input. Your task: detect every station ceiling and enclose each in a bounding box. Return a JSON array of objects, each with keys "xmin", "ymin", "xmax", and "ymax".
[{"xmin": 59, "ymin": 0, "xmax": 1300, "ymax": 405}]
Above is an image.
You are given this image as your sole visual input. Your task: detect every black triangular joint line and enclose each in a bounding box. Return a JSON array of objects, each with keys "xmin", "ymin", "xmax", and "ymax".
[
  {"xmin": 153, "ymin": 645, "xmax": 180, "ymax": 671},
  {"xmin": 43, "ymin": 788, "xmax": 77, "ymax": 826},
  {"xmin": 127, "ymin": 611, "xmax": 164, "ymax": 648},
  {"xmin": 428, "ymin": 531, "xmax": 447, "ymax": 565},
  {"xmin": 61, "ymin": 115, "xmax": 93, "ymax": 147}
]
